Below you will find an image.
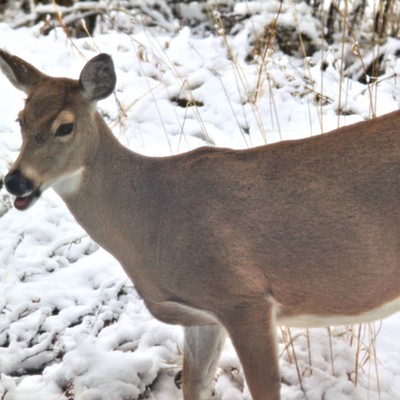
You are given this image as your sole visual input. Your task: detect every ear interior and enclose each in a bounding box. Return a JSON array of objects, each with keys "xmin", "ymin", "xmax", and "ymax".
[
  {"xmin": 79, "ymin": 53, "xmax": 116, "ymax": 103},
  {"xmin": 0, "ymin": 50, "xmax": 46, "ymax": 93}
]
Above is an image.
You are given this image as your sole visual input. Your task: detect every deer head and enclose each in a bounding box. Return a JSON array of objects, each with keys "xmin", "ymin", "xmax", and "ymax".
[{"xmin": 0, "ymin": 51, "xmax": 116, "ymax": 210}]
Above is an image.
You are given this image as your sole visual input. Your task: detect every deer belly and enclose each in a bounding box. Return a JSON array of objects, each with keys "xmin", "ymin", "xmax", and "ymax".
[{"xmin": 276, "ymin": 296, "xmax": 400, "ymax": 328}]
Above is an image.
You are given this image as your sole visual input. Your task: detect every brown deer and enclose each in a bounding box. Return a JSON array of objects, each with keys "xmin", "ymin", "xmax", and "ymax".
[{"xmin": 1, "ymin": 50, "xmax": 400, "ymax": 400}]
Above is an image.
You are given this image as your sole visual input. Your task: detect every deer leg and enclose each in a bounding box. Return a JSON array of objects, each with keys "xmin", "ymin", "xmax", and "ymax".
[
  {"xmin": 182, "ymin": 324, "xmax": 227, "ymax": 400},
  {"xmin": 222, "ymin": 300, "xmax": 281, "ymax": 400}
]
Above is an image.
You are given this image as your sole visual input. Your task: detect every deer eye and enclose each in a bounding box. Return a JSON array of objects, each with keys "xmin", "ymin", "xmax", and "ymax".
[{"xmin": 55, "ymin": 122, "xmax": 74, "ymax": 137}]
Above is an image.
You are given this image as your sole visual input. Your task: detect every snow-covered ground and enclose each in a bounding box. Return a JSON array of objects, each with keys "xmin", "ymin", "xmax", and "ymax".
[{"xmin": 0, "ymin": 2, "xmax": 400, "ymax": 399}]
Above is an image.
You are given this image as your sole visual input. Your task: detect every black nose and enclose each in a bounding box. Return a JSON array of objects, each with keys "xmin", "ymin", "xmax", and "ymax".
[{"xmin": 4, "ymin": 170, "xmax": 34, "ymax": 197}]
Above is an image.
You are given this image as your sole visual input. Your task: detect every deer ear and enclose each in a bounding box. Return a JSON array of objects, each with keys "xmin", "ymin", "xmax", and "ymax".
[
  {"xmin": 0, "ymin": 50, "xmax": 47, "ymax": 94},
  {"xmin": 79, "ymin": 53, "xmax": 116, "ymax": 103}
]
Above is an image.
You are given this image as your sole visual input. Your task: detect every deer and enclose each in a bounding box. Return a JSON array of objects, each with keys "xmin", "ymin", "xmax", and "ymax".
[{"xmin": 1, "ymin": 50, "xmax": 400, "ymax": 400}]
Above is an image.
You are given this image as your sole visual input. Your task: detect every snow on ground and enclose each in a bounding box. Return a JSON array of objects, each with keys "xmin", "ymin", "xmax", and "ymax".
[{"xmin": 0, "ymin": 2, "xmax": 400, "ymax": 399}]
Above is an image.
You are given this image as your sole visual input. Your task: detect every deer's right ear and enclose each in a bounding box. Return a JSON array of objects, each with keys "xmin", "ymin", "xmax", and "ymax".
[
  {"xmin": 0, "ymin": 50, "xmax": 46, "ymax": 94},
  {"xmin": 79, "ymin": 53, "xmax": 116, "ymax": 103}
]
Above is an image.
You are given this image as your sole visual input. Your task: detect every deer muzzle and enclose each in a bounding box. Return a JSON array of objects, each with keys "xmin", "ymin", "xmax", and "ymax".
[{"xmin": 4, "ymin": 169, "xmax": 41, "ymax": 210}]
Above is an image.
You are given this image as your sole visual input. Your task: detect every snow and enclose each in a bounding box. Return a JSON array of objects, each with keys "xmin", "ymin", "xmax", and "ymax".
[{"xmin": 0, "ymin": 2, "xmax": 400, "ymax": 399}]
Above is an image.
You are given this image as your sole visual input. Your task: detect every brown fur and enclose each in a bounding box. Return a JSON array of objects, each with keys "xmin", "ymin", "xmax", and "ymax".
[{"xmin": 1, "ymin": 50, "xmax": 400, "ymax": 400}]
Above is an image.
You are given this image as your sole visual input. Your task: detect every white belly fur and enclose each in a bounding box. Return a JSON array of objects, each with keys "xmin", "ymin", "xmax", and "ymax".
[{"xmin": 277, "ymin": 296, "xmax": 400, "ymax": 328}]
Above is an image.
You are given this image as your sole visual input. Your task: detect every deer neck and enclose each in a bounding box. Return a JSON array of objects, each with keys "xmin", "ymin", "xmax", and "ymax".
[{"xmin": 53, "ymin": 114, "xmax": 156, "ymax": 264}]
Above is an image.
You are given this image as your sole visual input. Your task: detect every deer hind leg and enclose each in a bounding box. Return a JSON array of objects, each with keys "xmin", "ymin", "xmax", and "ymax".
[
  {"xmin": 221, "ymin": 300, "xmax": 281, "ymax": 400},
  {"xmin": 182, "ymin": 324, "xmax": 226, "ymax": 400}
]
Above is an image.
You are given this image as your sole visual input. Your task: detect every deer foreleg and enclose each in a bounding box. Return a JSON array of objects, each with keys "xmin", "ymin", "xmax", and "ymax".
[
  {"xmin": 182, "ymin": 324, "xmax": 226, "ymax": 400},
  {"xmin": 222, "ymin": 300, "xmax": 281, "ymax": 400}
]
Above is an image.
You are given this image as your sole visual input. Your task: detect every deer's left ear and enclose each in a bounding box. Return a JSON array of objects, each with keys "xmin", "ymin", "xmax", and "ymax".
[
  {"xmin": 0, "ymin": 50, "xmax": 47, "ymax": 94},
  {"xmin": 79, "ymin": 53, "xmax": 116, "ymax": 103}
]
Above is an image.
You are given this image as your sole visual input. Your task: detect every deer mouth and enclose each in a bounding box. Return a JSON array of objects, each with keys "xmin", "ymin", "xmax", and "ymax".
[
  {"xmin": 14, "ymin": 189, "xmax": 41, "ymax": 211},
  {"xmin": 4, "ymin": 170, "xmax": 42, "ymax": 211}
]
